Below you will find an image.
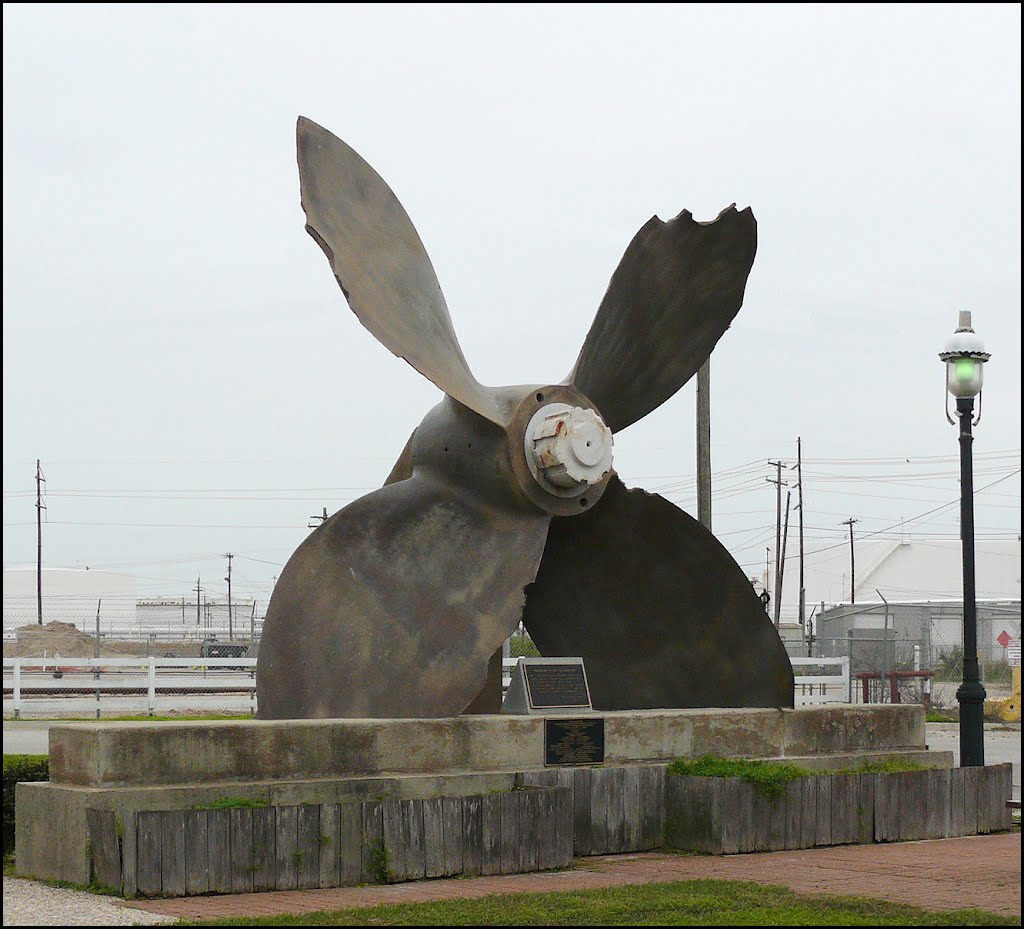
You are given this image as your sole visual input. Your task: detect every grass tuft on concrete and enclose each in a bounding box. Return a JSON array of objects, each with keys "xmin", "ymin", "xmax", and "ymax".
[{"xmin": 666, "ymin": 756, "xmax": 812, "ymax": 798}]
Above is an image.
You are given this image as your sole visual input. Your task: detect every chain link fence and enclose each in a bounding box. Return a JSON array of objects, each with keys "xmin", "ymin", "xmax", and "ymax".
[{"xmin": 811, "ymin": 599, "xmax": 1020, "ymax": 709}]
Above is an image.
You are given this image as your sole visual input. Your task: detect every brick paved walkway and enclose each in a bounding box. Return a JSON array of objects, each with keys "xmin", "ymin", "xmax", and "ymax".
[{"xmin": 130, "ymin": 833, "xmax": 1021, "ymax": 921}]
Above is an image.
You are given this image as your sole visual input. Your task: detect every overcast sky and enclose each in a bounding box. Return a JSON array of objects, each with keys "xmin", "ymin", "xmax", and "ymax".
[{"xmin": 3, "ymin": 4, "xmax": 1020, "ymax": 619}]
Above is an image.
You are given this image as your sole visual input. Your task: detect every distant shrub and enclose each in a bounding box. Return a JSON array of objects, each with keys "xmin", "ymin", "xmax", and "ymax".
[
  {"xmin": 3, "ymin": 754, "xmax": 49, "ymax": 855},
  {"xmin": 508, "ymin": 636, "xmax": 540, "ymax": 659}
]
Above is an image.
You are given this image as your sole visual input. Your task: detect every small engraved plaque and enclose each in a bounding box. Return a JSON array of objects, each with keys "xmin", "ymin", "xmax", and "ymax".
[
  {"xmin": 523, "ymin": 663, "xmax": 591, "ymax": 709},
  {"xmin": 500, "ymin": 656, "xmax": 593, "ymax": 715},
  {"xmin": 544, "ymin": 717, "xmax": 605, "ymax": 766}
]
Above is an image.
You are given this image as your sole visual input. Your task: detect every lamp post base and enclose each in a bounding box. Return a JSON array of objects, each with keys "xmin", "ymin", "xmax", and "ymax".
[{"xmin": 956, "ymin": 676, "xmax": 986, "ymax": 767}]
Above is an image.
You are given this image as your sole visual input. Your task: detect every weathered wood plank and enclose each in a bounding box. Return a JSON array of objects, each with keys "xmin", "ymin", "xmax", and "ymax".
[
  {"xmin": 975, "ymin": 765, "xmax": 993, "ymax": 835},
  {"xmin": 855, "ymin": 773, "xmax": 874, "ymax": 845},
  {"xmin": 768, "ymin": 789, "xmax": 787, "ymax": 852},
  {"xmin": 441, "ymin": 796, "xmax": 463, "ymax": 877},
  {"xmin": 422, "ymin": 798, "xmax": 445, "ymax": 879},
  {"xmin": 229, "ymin": 808, "xmax": 254, "ymax": 894},
  {"xmin": 481, "ymin": 793, "xmax": 503, "ymax": 876},
  {"xmin": 799, "ymin": 776, "xmax": 817, "ymax": 849},
  {"xmin": 207, "ymin": 809, "xmax": 232, "ymax": 894},
  {"xmin": 830, "ymin": 773, "xmax": 857, "ymax": 845},
  {"xmin": 251, "ymin": 807, "xmax": 275, "ymax": 892},
  {"xmin": 274, "ymin": 805, "xmax": 298, "ymax": 890},
  {"xmin": 520, "ymin": 790, "xmax": 540, "ymax": 874},
  {"xmin": 733, "ymin": 780, "xmax": 758, "ymax": 853},
  {"xmin": 621, "ymin": 766, "xmax": 642, "ymax": 853},
  {"xmin": 751, "ymin": 784, "xmax": 771, "ymax": 852},
  {"xmin": 136, "ymin": 810, "xmax": 162, "ymax": 897},
  {"xmin": 554, "ymin": 786, "xmax": 574, "ymax": 866},
  {"xmin": 962, "ymin": 766, "xmax": 980, "ymax": 837},
  {"xmin": 338, "ymin": 802, "xmax": 362, "ymax": 887},
  {"xmin": 588, "ymin": 767, "xmax": 609, "ymax": 855},
  {"xmin": 318, "ymin": 804, "xmax": 338, "ymax": 890},
  {"xmin": 573, "ymin": 767, "xmax": 593, "ymax": 856},
  {"xmin": 638, "ymin": 765, "xmax": 665, "ymax": 851},
  {"xmin": 86, "ymin": 809, "xmax": 121, "ymax": 893},
  {"xmin": 784, "ymin": 780, "xmax": 803, "ymax": 850},
  {"xmin": 360, "ymin": 801, "xmax": 384, "ymax": 884},
  {"xmin": 296, "ymin": 804, "xmax": 321, "ymax": 889},
  {"xmin": 403, "ymin": 799, "xmax": 426, "ymax": 881},
  {"xmin": 663, "ymin": 774, "xmax": 685, "ymax": 849},
  {"xmin": 899, "ymin": 771, "xmax": 928, "ymax": 842},
  {"xmin": 535, "ymin": 789, "xmax": 555, "ymax": 871},
  {"xmin": 183, "ymin": 810, "xmax": 209, "ymax": 896},
  {"xmin": 462, "ymin": 795, "xmax": 483, "ymax": 877},
  {"xmin": 499, "ymin": 790, "xmax": 521, "ymax": 874},
  {"xmin": 666, "ymin": 776, "xmax": 719, "ymax": 854},
  {"xmin": 814, "ymin": 775, "xmax": 832, "ymax": 847},
  {"xmin": 925, "ymin": 769, "xmax": 950, "ymax": 839},
  {"xmin": 993, "ymin": 764, "xmax": 1013, "ymax": 832},
  {"xmin": 120, "ymin": 811, "xmax": 137, "ymax": 899},
  {"xmin": 382, "ymin": 800, "xmax": 406, "ymax": 883},
  {"xmin": 161, "ymin": 810, "xmax": 186, "ymax": 897},
  {"xmin": 606, "ymin": 768, "xmax": 626, "ymax": 855},
  {"xmin": 948, "ymin": 767, "xmax": 966, "ymax": 837}
]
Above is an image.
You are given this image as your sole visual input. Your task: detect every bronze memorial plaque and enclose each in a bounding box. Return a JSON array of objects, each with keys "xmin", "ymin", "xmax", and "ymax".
[
  {"xmin": 544, "ymin": 717, "xmax": 606, "ymax": 766},
  {"xmin": 523, "ymin": 662, "xmax": 591, "ymax": 709}
]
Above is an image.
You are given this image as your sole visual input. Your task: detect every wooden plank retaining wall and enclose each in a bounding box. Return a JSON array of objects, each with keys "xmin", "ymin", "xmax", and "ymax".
[
  {"xmin": 88, "ymin": 787, "xmax": 571, "ymax": 899},
  {"xmin": 87, "ymin": 762, "xmax": 1014, "ymax": 897}
]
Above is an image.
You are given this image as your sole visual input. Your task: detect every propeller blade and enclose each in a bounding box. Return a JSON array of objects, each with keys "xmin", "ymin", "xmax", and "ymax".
[
  {"xmin": 521, "ymin": 476, "xmax": 793, "ymax": 710},
  {"xmin": 257, "ymin": 470, "xmax": 550, "ymax": 719},
  {"xmin": 569, "ymin": 206, "xmax": 757, "ymax": 432},
  {"xmin": 297, "ymin": 117, "xmax": 507, "ymax": 426}
]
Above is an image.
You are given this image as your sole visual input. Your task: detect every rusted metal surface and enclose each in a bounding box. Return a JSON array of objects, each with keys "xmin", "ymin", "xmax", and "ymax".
[
  {"xmin": 257, "ymin": 398, "xmax": 550, "ymax": 719},
  {"xmin": 297, "ymin": 118, "xmax": 510, "ymax": 428},
  {"xmin": 257, "ymin": 118, "xmax": 790, "ymax": 719},
  {"xmin": 568, "ymin": 206, "xmax": 757, "ymax": 433},
  {"xmin": 522, "ymin": 476, "xmax": 795, "ymax": 710}
]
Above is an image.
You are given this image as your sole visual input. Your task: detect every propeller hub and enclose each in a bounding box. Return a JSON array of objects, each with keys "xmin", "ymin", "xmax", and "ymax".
[{"xmin": 525, "ymin": 403, "xmax": 614, "ymax": 495}]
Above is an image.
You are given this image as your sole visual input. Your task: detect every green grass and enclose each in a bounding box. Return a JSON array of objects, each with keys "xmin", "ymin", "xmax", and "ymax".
[
  {"xmin": 667, "ymin": 756, "xmax": 929, "ymax": 798},
  {"xmin": 201, "ymin": 797, "xmax": 269, "ymax": 810},
  {"xmin": 926, "ymin": 711, "xmax": 958, "ymax": 723},
  {"xmin": 667, "ymin": 757, "xmax": 813, "ymax": 798},
  {"xmin": 169, "ymin": 879, "xmax": 1020, "ymax": 926},
  {"xmin": 834, "ymin": 759, "xmax": 925, "ymax": 775},
  {"xmin": 508, "ymin": 636, "xmax": 540, "ymax": 659}
]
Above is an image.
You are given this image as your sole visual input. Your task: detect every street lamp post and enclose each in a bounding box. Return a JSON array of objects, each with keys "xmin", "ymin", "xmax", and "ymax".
[{"xmin": 939, "ymin": 310, "xmax": 990, "ymax": 767}]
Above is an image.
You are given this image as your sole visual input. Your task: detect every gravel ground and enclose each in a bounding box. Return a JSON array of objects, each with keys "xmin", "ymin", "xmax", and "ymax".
[{"xmin": 2, "ymin": 876, "xmax": 174, "ymax": 927}]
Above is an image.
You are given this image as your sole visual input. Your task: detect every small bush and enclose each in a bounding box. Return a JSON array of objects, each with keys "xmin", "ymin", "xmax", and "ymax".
[{"xmin": 3, "ymin": 754, "xmax": 49, "ymax": 855}]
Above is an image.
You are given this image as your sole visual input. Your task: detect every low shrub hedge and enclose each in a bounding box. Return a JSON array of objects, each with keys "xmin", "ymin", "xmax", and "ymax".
[{"xmin": 3, "ymin": 754, "xmax": 49, "ymax": 855}]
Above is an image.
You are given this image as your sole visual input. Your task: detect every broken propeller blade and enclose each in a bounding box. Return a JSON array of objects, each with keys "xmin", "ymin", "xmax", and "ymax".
[{"xmin": 569, "ymin": 206, "xmax": 757, "ymax": 433}]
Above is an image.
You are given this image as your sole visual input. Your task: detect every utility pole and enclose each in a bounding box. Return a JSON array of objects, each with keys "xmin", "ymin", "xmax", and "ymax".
[
  {"xmin": 696, "ymin": 360, "xmax": 712, "ymax": 530},
  {"xmin": 194, "ymin": 577, "xmax": 203, "ymax": 627},
  {"xmin": 223, "ymin": 553, "xmax": 234, "ymax": 640},
  {"xmin": 35, "ymin": 460, "xmax": 46, "ymax": 625},
  {"xmin": 793, "ymin": 439, "xmax": 807, "ymax": 638},
  {"xmin": 767, "ymin": 461, "xmax": 787, "ymax": 624},
  {"xmin": 308, "ymin": 507, "xmax": 329, "ymax": 529},
  {"xmin": 841, "ymin": 518, "xmax": 859, "ymax": 603},
  {"xmin": 776, "ymin": 490, "xmax": 792, "ymax": 628}
]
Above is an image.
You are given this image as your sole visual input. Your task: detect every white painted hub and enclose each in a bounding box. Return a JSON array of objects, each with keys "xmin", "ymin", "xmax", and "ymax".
[{"xmin": 525, "ymin": 403, "xmax": 614, "ymax": 496}]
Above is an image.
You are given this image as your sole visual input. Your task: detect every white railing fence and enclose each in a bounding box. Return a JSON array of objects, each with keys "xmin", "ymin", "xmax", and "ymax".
[
  {"xmin": 3, "ymin": 656, "xmax": 256, "ymax": 719},
  {"xmin": 4, "ymin": 655, "xmax": 851, "ymax": 719},
  {"xmin": 791, "ymin": 656, "xmax": 850, "ymax": 706}
]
